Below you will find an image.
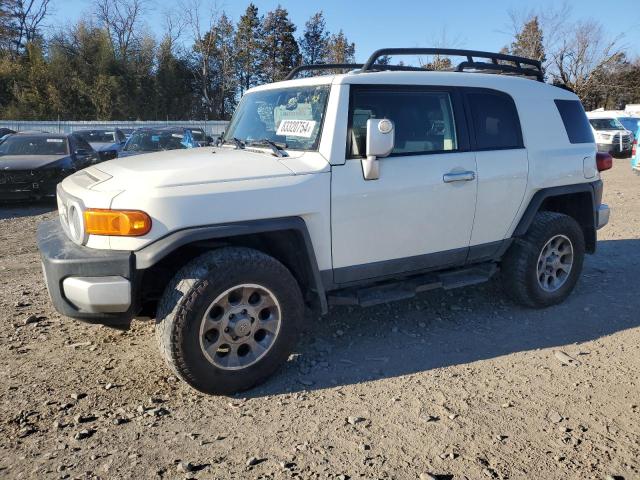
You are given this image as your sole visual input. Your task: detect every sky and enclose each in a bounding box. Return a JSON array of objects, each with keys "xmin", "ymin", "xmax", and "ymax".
[{"xmin": 47, "ymin": 0, "xmax": 640, "ymax": 62}]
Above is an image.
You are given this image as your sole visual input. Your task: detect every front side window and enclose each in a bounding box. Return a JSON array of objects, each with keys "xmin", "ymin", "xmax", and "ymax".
[
  {"xmin": 349, "ymin": 89, "xmax": 458, "ymax": 157},
  {"xmin": 467, "ymin": 92, "xmax": 523, "ymax": 150},
  {"xmin": 223, "ymin": 85, "xmax": 331, "ymax": 151},
  {"xmin": 618, "ymin": 117, "xmax": 640, "ymax": 133}
]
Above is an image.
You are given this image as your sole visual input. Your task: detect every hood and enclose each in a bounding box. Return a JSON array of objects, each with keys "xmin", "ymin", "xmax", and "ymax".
[
  {"xmin": 117, "ymin": 149, "xmax": 148, "ymax": 158},
  {"xmin": 0, "ymin": 154, "xmax": 71, "ymax": 170},
  {"xmin": 92, "ymin": 147, "xmax": 297, "ymax": 190},
  {"xmin": 91, "ymin": 142, "xmax": 121, "ymax": 151}
]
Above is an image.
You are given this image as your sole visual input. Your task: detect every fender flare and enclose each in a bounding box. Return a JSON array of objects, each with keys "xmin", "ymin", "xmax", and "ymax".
[
  {"xmin": 134, "ymin": 217, "xmax": 328, "ymax": 314},
  {"xmin": 513, "ymin": 181, "xmax": 599, "ymax": 237}
]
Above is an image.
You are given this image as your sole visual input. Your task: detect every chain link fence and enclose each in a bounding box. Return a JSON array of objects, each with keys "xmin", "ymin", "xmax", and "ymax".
[{"xmin": 0, "ymin": 120, "xmax": 229, "ymax": 136}]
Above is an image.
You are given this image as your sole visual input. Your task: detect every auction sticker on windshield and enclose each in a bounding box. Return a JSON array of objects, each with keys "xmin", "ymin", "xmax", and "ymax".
[{"xmin": 276, "ymin": 120, "xmax": 317, "ymax": 138}]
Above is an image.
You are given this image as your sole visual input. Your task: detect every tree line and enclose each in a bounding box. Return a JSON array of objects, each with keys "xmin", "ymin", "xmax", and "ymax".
[
  {"xmin": 0, "ymin": 1, "xmax": 638, "ymax": 121},
  {"xmin": 0, "ymin": 0, "xmax": 355, "ymax": 120}
]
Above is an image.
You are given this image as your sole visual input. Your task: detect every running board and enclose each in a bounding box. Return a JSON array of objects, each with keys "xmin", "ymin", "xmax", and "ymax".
[{"xmin": 328, "ymin": 263, "xmax": 497, "ymax": 308}]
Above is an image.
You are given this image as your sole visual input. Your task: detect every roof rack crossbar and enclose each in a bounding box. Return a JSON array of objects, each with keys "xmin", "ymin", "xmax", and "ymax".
[
  {"xmin": 285, "ymin": 63, "xmax": 430, "ymax": 80},
  {"xmin": 285, "ymin": 64, "xmax": 363, "ymax": 80},
  {"xmin": 362, "ymin": 48, "xmax": 543, "ymax": 81}
]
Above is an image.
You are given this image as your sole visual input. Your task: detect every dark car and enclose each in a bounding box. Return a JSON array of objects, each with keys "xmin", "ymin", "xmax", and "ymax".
[
  {"xmin": 189, "ymin": 127, "xmax": 213, "ymax": 147},
  {"xmin": 118, "ymin": 127, "xmax": 198, "ymax": 158},
  {"xmin": 0, "ymin": 132, "xmax": 98, "ymax": 201},
  {"xmin": 0, "ymin": 127, "xmax": 16, "ymax": 139},
  {"xmin": 74, "ymin": 128, "xmax": 126, "ymax": 161}
]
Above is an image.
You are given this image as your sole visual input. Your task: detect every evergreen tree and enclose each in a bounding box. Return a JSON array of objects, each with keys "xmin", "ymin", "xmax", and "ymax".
[
  {"xmin": 261, "ymin": 6, "xmax": 300, "ymax": 82},
  {"xmin": 324, "ymin": 30, "xmax": 355, "ymax": 64},
  {"xmin": 510, "ymin": 16, "xmax": 545, "ymax": 64},
  {"xmin": 300, "ymin": 12, "xmax": 328, "ymax": 65},
  {"xmin": 234, "ymin": 3, "xmax": 262, "ymax": 95},
  {"xmin": 212, "ymin": 13, "xmax": 237, "ymax": 119}
]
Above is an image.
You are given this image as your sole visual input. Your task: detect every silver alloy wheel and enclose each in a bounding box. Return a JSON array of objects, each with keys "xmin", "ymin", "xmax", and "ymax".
[
  {"xmin": 536, "ymin": 234, "xmax": 574, "ymax": 292},
  {"xmin": 199, "ymin": 284, "xmax": 282, "ymax": 370}
]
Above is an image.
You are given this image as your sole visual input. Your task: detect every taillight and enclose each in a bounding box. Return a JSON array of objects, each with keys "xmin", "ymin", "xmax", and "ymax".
[
  {"xmin": 633, "ymin": 139, "xmax": 637, "ymax": 157},
  {"xmin": 596, "ymin": 152, "xmax": 612, "ymax": 172}
]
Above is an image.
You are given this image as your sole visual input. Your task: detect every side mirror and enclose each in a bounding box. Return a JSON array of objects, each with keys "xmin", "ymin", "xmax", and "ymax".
[{"xmin": 363, "ymin": 118, "xmax": 394, "ymax": 180}]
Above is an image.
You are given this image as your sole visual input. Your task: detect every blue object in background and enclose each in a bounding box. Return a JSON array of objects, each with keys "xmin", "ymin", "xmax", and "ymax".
[{"xmin": 633, "ymin": 126, "xmax": 640, "ymax": 172}]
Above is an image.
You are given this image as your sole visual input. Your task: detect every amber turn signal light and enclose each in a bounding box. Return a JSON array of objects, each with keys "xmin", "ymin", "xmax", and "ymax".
[{"xmin": 84, "ymin": 209, "xmax": 152, "ymax": 236}]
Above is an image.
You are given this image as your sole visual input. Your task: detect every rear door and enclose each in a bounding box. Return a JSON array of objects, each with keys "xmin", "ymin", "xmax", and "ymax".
[
  {"xmin": 463, "ymin": 89, "xmax": 528, "ymax": 260},
  {"xmin": 330, "ymin": 85, "xmax": 478, "ymax": 284}
]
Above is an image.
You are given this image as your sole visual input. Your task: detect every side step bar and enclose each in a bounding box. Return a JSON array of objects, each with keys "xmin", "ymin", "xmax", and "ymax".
[{"xmin": 328, "ymin": 263, "xmax": 497, "ymax": 308}]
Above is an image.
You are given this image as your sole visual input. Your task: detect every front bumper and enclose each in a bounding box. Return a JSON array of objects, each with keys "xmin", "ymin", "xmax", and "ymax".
[
  {"xmin": 597, "ymin": 143, "xmax": 632, "ymax": 158},
  {"xmin": 0, "ymin": 178, "xmax": 60, "ymax": 201},
  {"xmin": 37, "ymin": 219, "xmax": 138, "ymax": 325}
]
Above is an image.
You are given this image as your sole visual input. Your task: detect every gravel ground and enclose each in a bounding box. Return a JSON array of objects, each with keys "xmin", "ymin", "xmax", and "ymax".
[{"xmin": 0, "ymin": 160, "xmax": 638, "ymax": 480}]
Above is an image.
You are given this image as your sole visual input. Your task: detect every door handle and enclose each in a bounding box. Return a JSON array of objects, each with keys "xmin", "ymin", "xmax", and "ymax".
[{"xmin": 443, "ymin": 171, "xmax": 476, "ymax": 183}]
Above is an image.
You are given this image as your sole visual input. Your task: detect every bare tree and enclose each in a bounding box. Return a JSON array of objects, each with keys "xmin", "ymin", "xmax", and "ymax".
[
  {"xmin": 93, "ymin": 0, "xmax": 144, "ymax": 60},
  {"xmin": 161, "ymin": 4, "xmax": 186, "ymax": 52},
  {"xmin": 180, "ymin": 0, "xmax": 219, "ymax": 116},
  {"xmin": 550, "ymin": 20, "xmax": 624, "ymax": 105},
  {"xmin": 9, "ymin": 0, "xmax": 52, "ymax": 55}
]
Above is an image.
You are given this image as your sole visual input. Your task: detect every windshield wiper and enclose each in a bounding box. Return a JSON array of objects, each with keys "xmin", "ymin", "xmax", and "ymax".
[
  {"xmin": 247, "ymin": 139, "xmax": 287, "ymax": 157},
  {"xmin": 221, "ymin": 137, "xmax": 245, "ymax": 149}
]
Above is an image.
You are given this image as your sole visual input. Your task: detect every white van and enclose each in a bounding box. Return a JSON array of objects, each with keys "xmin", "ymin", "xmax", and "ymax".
[{"xmin": 587, "ymin": 111, "xmax": 634, "ymax": 157}]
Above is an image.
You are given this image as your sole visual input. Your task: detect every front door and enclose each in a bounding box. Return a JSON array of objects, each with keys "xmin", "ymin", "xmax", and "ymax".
[{"xmin": 331, "ymin": 86, "xmax": 477, "ymax": 284}]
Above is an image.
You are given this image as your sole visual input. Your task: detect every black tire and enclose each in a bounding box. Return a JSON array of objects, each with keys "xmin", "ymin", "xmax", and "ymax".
[
  {"xmin": 501, "ymin": 212, "xmax": 585, "ymax": 308},
  {"xmin": 155, "ymin": 247, "xmax": 304, "ymax": 395}
]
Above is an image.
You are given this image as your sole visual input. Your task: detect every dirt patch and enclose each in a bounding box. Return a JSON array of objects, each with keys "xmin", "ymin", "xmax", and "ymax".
[{"xmin": 0, "ymin": 162, "xmax": 638, "ymax": 479}]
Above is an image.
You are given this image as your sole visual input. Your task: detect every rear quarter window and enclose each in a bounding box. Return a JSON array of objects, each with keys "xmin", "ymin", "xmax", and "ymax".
[
  {"xmin": 554, "ymin": 100, "xmax": 594, "ymax": 144},
  {"xmin": 466, "ymin": 92, "xmax": 523, "ymax": 150}
]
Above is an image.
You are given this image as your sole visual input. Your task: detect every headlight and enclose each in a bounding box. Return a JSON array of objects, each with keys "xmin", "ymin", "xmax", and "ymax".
[{"xmin": 67, "ymin": 203, "xmax": 85, "ymax": 244}]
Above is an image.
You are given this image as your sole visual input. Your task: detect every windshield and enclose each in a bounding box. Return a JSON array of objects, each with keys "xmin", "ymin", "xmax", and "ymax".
[
  {"xmin": 191, "ymin": 129, "xmax": 205, "ymax": 141},
  {"xmin": 589, "ymin": 118, "xmax": 625, "ymax": 131},
  {"xmin": 76, "ymin": 130, "xmax": 119, "ymax": 143},
  {"xmin": 0, "ymin": 136, "xmax": 69, "ymax": 156},
  {"xmin": 223, "ymin": 85, "xmax": 331, "ymax": 151},
  {"xmin": 618, "ymin": 117, "xmax": 640, "ymax": 132},
  {"xmin": 124, "ymin": 130, "xmax": 192, "ymax": 152}
]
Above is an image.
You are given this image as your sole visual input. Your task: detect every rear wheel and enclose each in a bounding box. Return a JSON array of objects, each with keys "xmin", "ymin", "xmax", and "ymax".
[
  {"xmin": 156, "ymin": 247, "xmax": 304, "ymax": 394},
  {"xmin": 501, "ymin": 212, "xmax": 585, "ymax": 308}
]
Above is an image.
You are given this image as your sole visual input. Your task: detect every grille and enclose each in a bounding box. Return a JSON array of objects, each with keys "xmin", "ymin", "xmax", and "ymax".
[{"xmin": 0, "ymin": 170, "xmax": 40, "ymax": 184}]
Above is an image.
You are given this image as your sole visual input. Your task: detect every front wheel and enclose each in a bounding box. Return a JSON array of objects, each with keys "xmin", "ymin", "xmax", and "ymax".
[
  {"xmin": 501, "ymin": 212, "xmax": 585, "ymax": 308},
  {"xmin": 155, "ymin": 247, "xmax": 304, "ymax": 395}
]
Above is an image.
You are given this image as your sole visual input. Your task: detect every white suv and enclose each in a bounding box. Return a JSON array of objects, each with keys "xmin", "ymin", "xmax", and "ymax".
[{"xmin": 38, "ymin": 48, "xmax": 611, "ymax": 394}]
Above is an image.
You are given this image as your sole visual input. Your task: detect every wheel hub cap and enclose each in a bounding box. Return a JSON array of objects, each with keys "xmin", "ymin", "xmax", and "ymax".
[
  {"xmin": 199, "ymin": 284, "xmax": 282, "ymax": 370},
  {"xmin": 536, "ymin": 234, "xmax": 574, "ymax": 293}
]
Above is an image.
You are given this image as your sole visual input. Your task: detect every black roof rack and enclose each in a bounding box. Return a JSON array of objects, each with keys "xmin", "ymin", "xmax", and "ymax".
[
  {"xmin": 362, "ymin": 48, "xmax": 543, "ymax": 81},
  {"xmin": 286, "ymin": 48, "xmax": 543, "ymax": 82},
  {"xmin": 285, "ymin": 62, "xmax": 428, "ymax": 80}
]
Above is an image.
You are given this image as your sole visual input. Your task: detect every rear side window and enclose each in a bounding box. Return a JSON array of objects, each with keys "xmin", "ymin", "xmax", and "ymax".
[
  {"xmin": 554, "ymin": 100, "xmax": 594, "ymax": 144},
  {"xmin": 467, "ymin": 92, "xmax": 523, "ymax": 150}
]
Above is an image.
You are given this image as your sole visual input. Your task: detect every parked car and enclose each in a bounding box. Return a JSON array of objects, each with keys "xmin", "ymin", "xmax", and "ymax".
[
  {"xmin": 0, "ymin": 127, "xmax": 16, "ymax": 139},
  {"xmin": 118, "ymin": 127, "xmax": 198, "ymax": 158},
  {"xmin": 587, "ymin": 112, "xmax": 633, "ymax": 157},
  {"xmin": 633, "ymin": 125, "xmax": 640, "ymax": 174},
  {"xmin": 189, "ymin": 127, "xmax": 214, "ymax": 146},
  {"xmin": 73, "ymin": 129, "xmax": 126, "ymax": 161},
  {"xmin": 120, "ymin": 128, "xmax": 134, "ymax": 139},
  {"xmin": 37, "ymin": 48, "xmax": 610, "ymax": 394},
  {"xmin": 0, "ymin": 132, "xmax": 98, "ymax": 201},
  {"xmin": 618, "ymin": 116, "xmax": 640, "ymax": 138}
]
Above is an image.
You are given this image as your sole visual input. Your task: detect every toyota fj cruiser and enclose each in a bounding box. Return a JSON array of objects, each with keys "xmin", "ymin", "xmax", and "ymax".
[{"xmin": 37, "ymin": 48, "xmax": 611, "ymax": 394}]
